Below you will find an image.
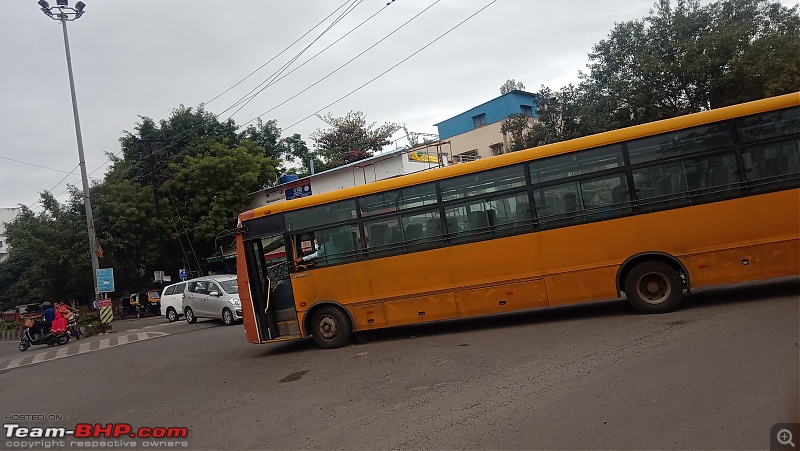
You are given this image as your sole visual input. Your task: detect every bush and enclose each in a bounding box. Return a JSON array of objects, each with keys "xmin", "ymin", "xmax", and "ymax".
[
  {"xmin": 77, "ymin": 313, "xmax": 99, "ymax": 327},
  {"xmin": 0, "ymin": 320, "xmax": 20, "ymax": 331}
]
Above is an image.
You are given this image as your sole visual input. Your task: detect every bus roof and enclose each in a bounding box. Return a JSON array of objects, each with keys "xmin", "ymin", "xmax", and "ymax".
[{"xmin": 242, "ymin": 92, "xmax": 799, "ymax": 222}]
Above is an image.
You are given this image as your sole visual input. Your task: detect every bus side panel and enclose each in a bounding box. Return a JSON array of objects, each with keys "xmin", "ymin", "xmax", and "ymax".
[
  {"xmin": 236, "ymin": 234, "xmax": 261, "ymax": 344},
  {"xmin": 383, "ymin": 293, "xmax": 458, "ymax": 327},
  {"xmin": 545, "ymin": 266, "xmax": 620, "ymax": 306},
  {"xmin": 683, "ymin": 239, "xmax": 800, "ymax": 288},
  {"xmin": 456, "ymin": 279, "xmax": 549, "ymax": 316},
  {"xmin": 350, "ymin": 303, "xmax": 387, "ymax": 330}
]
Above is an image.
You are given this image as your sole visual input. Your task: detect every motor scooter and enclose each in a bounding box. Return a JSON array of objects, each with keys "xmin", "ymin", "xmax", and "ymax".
[
  {"xmin": 18, "ymin": 321, "xmax": 69, "ymax": 352},
  {"xmin": 67, "ymin": 313, "xmax": 81, "ymax": 340}
]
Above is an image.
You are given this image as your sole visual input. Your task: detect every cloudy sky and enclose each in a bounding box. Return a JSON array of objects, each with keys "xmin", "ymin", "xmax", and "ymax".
[{"xmin": 0, "ymin": 0, "xmax": 789, "ymax": 210}]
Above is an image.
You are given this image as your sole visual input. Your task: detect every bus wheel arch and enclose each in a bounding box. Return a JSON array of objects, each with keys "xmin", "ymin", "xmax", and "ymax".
[
  {"xmin": 303, "ymin": 302, "xmax": 354, "ymax": 349},
  {"xmin": 617, "ymin": 252, "xmax": 689, "ymax": 313}
]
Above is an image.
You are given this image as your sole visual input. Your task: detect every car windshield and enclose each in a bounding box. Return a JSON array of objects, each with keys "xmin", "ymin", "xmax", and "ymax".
[
  {"xmin": 148, "ymin": 290, "xmax": 160, "ymax": 299},
  {"xmin": 219, "ymin": 280, "xmax": 238, "ymax": 294}
]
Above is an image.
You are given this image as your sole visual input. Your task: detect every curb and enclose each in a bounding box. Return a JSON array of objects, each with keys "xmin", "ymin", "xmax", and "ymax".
[{"xmin": 1, "ymin": 330, "xmax": 23, "ymax": 342}]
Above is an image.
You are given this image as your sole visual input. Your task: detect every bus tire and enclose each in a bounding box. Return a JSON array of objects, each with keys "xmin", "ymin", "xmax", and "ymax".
[
  {"xmin": 624, "ymin": 261, "xmax": 683, "ymax": 313},
  {"xmin": 310, "ymin": 306, "xmax": 351, "ymax": 349}
]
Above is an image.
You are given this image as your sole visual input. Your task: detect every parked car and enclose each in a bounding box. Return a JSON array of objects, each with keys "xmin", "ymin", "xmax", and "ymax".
[
  {"xmin": 160, "ymin": 281, "xmax": 187, "ymax": 322},
  {"xmin": 183, "ymin": 275, "xmax": 242, "ymax": 326}
]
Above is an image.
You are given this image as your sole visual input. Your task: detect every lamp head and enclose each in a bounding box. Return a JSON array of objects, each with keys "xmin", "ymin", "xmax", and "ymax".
[
  {"xmin": 38, "ymin": 0, "xmax": 50, "ymax": 8},
  {"xmin": 56, "ymin": 0, "xmax": 68, "ymax": 6},
  {"xmin": 75, "ymin": 1, "xmax": 85, "ymax": 11}
]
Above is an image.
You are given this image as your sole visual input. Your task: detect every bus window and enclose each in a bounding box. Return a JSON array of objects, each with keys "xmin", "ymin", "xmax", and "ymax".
[
  {"xmin": 292, "ymin": 225, "xmax": 361, "ymax": 267},
  {"xmin": 533, "ymin": 182, "xmax": 583, "ymax": 228},
  {"xmin": 627, "ymin": 123, "xmax": 734, "ymax": 165},
  {"xmin": 742, "ymin": 138, "xmax": 800, "ymax": 192},
  {"xmin": 736, "ymin": 107, "xmax": 799, "ymax": 143},
  {"xmin": 530, "ymin": 144, "xmax": 623, "ymax": 184}
]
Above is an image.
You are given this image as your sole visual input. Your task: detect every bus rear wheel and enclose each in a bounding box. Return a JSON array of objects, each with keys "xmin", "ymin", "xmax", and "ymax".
[
  {"xmin": 310, "ymin": 306, "xmax": 351, "ymax": 349},
  {"xmin": 624, "ymin": 261, "xmax": 683, "ymax": 314}
]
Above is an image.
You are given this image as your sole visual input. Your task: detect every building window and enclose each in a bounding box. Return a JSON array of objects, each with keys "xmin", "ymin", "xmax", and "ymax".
[
  {"xmin": 520, "ymin": 105, "xmax": 533, "ymax": 117},
  {"xmin": 452, "ymin": 150, "xmax": 479, "ymax": 164},
  {"xmin": 490, "ymin": 143, "xmax": 504, "ymax": 156},
  {"xmin": 472, "ymin": 113, "xmax": 487, "ymax": 128}
]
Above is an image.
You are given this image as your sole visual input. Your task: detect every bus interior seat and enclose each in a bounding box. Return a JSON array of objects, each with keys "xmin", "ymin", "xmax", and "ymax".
[
  {"xmin": 468, "ymin": 211, "xmax": 489, "ymax": 231},
  {"xmin": 516, "ymin": 202, "xmax": 531, "ymax": 222},
  {"xmin": 425, "ymin": 218, "xmax": 442, "ymax": 238},
  {"xmin": 388, "ymin": 226, "xmax": 402, "ymax": 244},
  {"xmin": 405, "ymin": 223, "xmax": 424, "ymax": 243},
  {"xmin": 445, "ymin": 216, "xmax": 459, "ymax": 234},
  {"xmin": 563, "ymin": 193, "xmax": 579, "ymax": 213},
  {"xmin": 611, "ymin": 184, "xmax": 629, "ymax": 207},
  {"xmin": 486, "ymin": 209, "xmax": 497, "ymax": 227},
  {"xmin": 369, "ymin": 223, "xmax": 388, "ymax": 247}
]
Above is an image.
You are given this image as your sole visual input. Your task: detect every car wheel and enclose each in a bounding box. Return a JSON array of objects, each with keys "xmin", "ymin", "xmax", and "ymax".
[
  {"xmin": 19, "ymin": 337, "xmax": 30, "ymax": 352},
  {"xmin": 624, "ymin": 261, "xmax": 684, "ymax": 313},
  {"xmin": 185, "ymin": 307, "xmax": 197, "ymax": 324},
  {"xmin": 222, "ymin": 308, "xmax": 235, "ymax": 326},
  {"xmin": 166, "ymin": 307, "xmax": 178, "ymax": 322},
  {"xmin": 310, "ymin": 305, "xmax": 352, "ymax": 349}
]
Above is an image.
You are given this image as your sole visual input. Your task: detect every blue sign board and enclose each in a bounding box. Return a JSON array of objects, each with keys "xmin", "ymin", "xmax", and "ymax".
[
  {"xmin": 96, "ymin": 268, "xmax": 115, "ymax": 294},
  {"xmin": 285, "ymin": 182, "xmax": 312, "ymax": 200},
  {"xmin": 179, "ymin": 268, "xmax": 188, "ymax": 281}
]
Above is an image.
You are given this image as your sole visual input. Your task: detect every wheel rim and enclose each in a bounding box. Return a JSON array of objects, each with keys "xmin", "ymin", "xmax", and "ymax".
[
  {"xmin": 636, "ymin": 272, "xmax": 671, "ymax": 305},
  {"xmin": 168, "ymin": 310, "xmax": 176, "ymax": 321},
  {"xmin": 187, "ymin": 309, "xmax": 193, "ymax": 321},
  {"xmin": 224, "ymin": 310, "xmax": 232, "ymax": 324},
  {"xmin": 318, "ymin": 315, "xmax": 338, "ymax": 341}
]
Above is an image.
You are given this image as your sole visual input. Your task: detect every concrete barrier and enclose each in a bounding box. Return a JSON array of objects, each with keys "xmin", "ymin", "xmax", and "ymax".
[{"xmin": 1, "ymin": 329, "xmax": 23, "ymax": 342}]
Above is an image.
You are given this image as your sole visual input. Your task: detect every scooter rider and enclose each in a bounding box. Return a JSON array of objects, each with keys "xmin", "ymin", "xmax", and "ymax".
[{"xmin": 31, "ymin": 302, "xmax": 55, "ymax": 338}]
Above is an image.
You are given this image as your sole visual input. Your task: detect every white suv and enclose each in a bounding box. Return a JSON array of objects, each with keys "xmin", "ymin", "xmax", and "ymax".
[
  {"xmin": 161, "ymin": 281, "xmax": 188, "ymax": 322},
  {"xmin": 183, "ymin": 275, "xmax": 242, "ymax": 326}
]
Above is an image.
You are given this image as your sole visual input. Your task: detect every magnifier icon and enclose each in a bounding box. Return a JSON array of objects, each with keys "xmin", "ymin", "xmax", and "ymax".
[{"xmin": 778, "ymin": 429, "xmax": 796, "ymax": 447}]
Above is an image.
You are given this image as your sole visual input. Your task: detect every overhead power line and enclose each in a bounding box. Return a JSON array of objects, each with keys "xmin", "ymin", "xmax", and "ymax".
[
  {"xmin": 274, "ymin": 0, "xmax": 501, "ymax": 132},
  {"xmin": 238, "ymin": 0, "xmax": 445, "ymax": 126}
]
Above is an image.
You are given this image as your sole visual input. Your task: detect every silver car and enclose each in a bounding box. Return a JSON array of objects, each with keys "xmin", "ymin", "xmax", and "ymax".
[{"xmin": 183, "ymin": 275, "xmax": 242, "ymax": 326}]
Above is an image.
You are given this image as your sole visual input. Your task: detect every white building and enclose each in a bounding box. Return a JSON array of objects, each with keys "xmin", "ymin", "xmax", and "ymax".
[
  {"xmin": 0, "ymin": 207, "xmax": 21, "ymax": 263},
  {"xmin": 248, "ymin": 145, "xmax": 448, "ymax": 209}
]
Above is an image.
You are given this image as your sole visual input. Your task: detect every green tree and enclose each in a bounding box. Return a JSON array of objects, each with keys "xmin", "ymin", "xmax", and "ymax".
[
  {"xmin": 0, "ymin": 191, "xmax": 94, "ymax": 309},
  {"xmin": 580, "ymin": 0, "xmax": 800, "ymax": 131},
  {"xmin": 500, "ymin": 79, "xmax": 526, "ymax": 94},
  {"xmin": 97, "ymin": 105, "xmax": 286, "ymax": 281},
  {"xmin": 164, "ymin": 142, "xmax": 277, "ymax": 241},
  {"xmin": 311, "ymin": 111, "xmax": 400, "ymax": 169}
]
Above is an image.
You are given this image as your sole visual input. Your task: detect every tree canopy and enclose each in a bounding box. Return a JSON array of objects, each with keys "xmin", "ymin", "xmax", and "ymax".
[
  {"xmin": 311, "ymin": 111, "xmax": 400, "ymax": 170},
  {"xmin": 0, "ymin": 106, "xmax": 284, "ymax": 309},
  {"xmin": 503, "ymin": 0, "xmax": 799, "ymax": 150},
  {"xmin": 500, "ymin": 79, "xmax": 526, "ymax": 94}
]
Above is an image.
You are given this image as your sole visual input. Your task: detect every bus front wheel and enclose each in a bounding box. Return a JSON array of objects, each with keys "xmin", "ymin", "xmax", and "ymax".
[
  {"xmin": 310, "ymin": 306, "xmax": 351, "ymax": 349},
  {"xmin": 624, "ymin": 261, "xmax": 683, "ymax": 314}
]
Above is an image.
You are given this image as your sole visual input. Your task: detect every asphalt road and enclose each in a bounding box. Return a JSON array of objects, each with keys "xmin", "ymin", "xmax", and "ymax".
[{"xmin": 0, "ymin": 277, "xmax": 798, "ymax": 450}]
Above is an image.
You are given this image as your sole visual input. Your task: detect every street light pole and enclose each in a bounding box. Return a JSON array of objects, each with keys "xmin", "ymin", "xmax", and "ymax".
[{"xmin": 38, "ymin": 0, "xmax": 100, "ymax": 301}]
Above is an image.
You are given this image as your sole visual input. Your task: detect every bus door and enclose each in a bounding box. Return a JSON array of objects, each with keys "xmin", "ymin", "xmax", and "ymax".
[{"xmin": 244, "ymin": 233, "xmax": 298, "ymax": 341}]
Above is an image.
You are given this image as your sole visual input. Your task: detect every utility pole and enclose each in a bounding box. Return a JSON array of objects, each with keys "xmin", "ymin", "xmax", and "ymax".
[{"xmin": 135, "ymin": 138, "xmax": 165, "ymax": 218}]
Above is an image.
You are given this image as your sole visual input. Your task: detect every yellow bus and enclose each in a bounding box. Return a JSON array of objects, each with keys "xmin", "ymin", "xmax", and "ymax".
[{"xmin": 235, "ymin": 92, "xmax": 799, "ymax": 349}]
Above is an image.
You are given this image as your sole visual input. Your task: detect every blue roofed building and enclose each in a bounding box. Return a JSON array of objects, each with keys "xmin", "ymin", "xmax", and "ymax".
[{"xmin": 434, "ymin": 89, "xmax": 538, "ymax": 163}]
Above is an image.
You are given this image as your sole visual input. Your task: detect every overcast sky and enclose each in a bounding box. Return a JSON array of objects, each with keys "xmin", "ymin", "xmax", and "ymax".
[{"xmin": 0, "ymin": 0, "xmax": 791, "ymax": 210}]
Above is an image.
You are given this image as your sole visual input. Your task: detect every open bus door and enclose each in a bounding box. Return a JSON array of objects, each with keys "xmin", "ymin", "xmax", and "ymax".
[{"xmin": 238, "ymin": 229, "xmax": 299, "ymax": 343}]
